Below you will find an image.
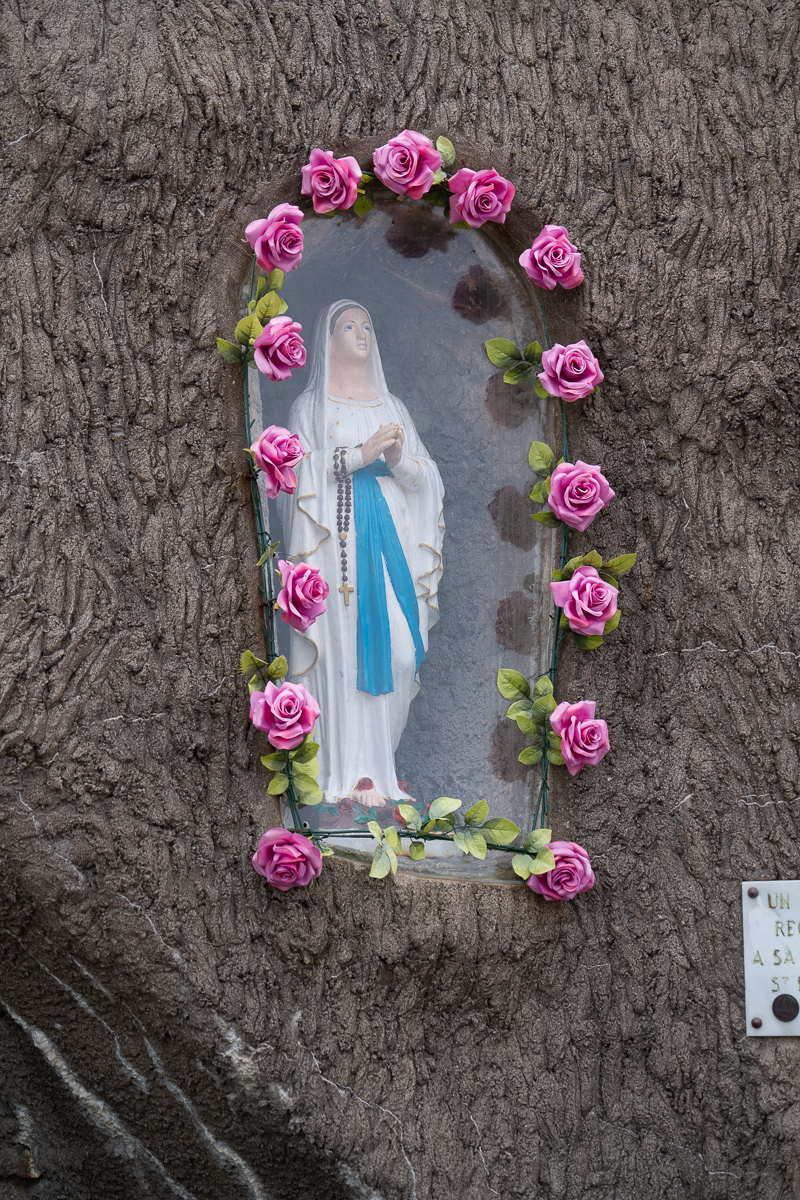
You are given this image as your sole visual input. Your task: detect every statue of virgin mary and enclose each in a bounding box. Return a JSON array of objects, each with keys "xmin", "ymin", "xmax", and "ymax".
[{"xmin": 276, "ymin": 299, "xmax": 444, "ymax": 821}]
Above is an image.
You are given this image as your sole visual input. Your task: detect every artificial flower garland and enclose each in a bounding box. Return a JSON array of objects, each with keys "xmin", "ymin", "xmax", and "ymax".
[{"xmin": 218, "ymin": 131, "xmax": 636, "ymax": 901}]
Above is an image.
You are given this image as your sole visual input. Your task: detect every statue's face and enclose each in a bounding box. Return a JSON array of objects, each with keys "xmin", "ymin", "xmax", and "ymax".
[{"xmin": 330, "ymin": 308, "xmax": 371, "ymax": 366}]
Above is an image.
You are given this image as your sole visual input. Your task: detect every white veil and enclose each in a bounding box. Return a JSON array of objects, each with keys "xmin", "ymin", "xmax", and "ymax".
[{"xmin": 276, "ymin": 299, "xmax": 445, "ymax": 678}]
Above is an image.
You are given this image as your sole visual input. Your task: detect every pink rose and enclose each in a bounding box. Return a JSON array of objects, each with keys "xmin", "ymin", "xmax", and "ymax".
[
  {"xmin": 276, "ymin": 559, "xmax": 329, "ymax": 632},
  {"xmin": 519, "ymin": 225, "xmax": 584, "ymax": 290},
  {"xmin": 549, "ymin": 700, "xmax": 610, "ymax": 776},
  {"xmin": 372, "ymin": 130, "xmax": 442, "ymax": 199},
  {"xmin": 253, "ymin": 316, "xmax": 306, "ymax": 382},
  {"xmin": 245, "ymin": 204, "xmax": 304, "ymax": 273},
  {"xmin": 448, "ymin": 167, "xmax": 515, "ymax": 229},
  {"xmin": 526, "ymin": 841, "xmax": 595, "ymax": 901},
  {"xmin": 550, "ymin": 565, "xmax": 618, "ymax": 636},
  {"xmin": 250, "ymin": 425, "xmax": 304, "ymax": 498},
  {"xmin": 252, "ymin": 828, "xmax": 323, "ymax": 891},
  {"xmin": 301, "ymin": 148, "xmax": 362, "ymax": 214},
  {"xmin": 250, "ymin": 680, "xmax": 320, "ymax": 750},
  {"xmin": 539, "ymin": 341, "xmax": 604, "ymax": 401},
  {"xmin": 547, "ymin": 460, "xmax": 615, "ymax": 532}
]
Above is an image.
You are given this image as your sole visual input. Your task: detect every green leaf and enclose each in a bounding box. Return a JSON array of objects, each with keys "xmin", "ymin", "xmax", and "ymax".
[
  {"xmin": 353, "ymin": 192, "xmax": 374, "ymax": 217},
  {"xmin": 506, "ymin": 699, "xmax": 533, "ymax": 721},
  {"xmin": 533, "ymin": 675, "xmax": 554, "ymax": 697},
  {"xmin": 531, "ymin": 694, "xmax": 557, "ymax": 723},
  {"xmin": 319, "ymin": 844, "xmax": 335, "ymax": 856},
  {"xmin": 519, "ymin": 746, "xmax": 543, "ymax": 765},
  {"xmin": 291, "ymin": 740, "xmax": 319, "ymax": 763},
  {"xmin": 239, "ymin": 650, "xmax": 268, "ymax": 676},
  {"xmin": 551, "ymin": 569, "xmax": 563, "ymax": 582},
  {"xmin": 546, "ymin": 749, "xmax": 565, "ymax": 766},
  {"xmin": 255, "ymin": 291, "xmax": 287, "ymax": 323},
  {"xmin": 384, "ymin": 826, "xmax": 401, "ymax": 852},
  {"xmin": 435, "ymin": 817, "xmax": 456, "ymax": 833},
  {"xmin": 547, "ymin": 732, "xmax": 562, "ymax": 750},
  {"xmin": 530, "ymin": 481, "xmax": 546, "ymax": 503},
  {"xmin": 485, "ymin": 338, "xmax": 522, "ymax": 369},
  {"xmin": 267, "ymin": 772, "xmax": 289, "ymax": 795},
  {"xmin": 216, "ymin": 337, "xmax": 242, "ymax": 363},
  {"xmin": 523, "ymin": 829, "xmax": 551, "ymax": 853},
  {"xmin": 256, "ymin": 276, "xmax": 268, "ymax": 301},
  {"xmin": 248, "ymin": 299, "xmax": 256, "ymax": 315},
  {"xmin": 266, "ymin": 656, "xmax": 288, "ymax": 680},
  {"xmin": 464, "ymin": 799, "xmax": 490, "ymax": 826},
  {"xmin": 533, "ymin": 511, "xmax": 561, "ymax": 528},
  {"xmin": 503, "ymin": 361, "xmax": 533, "ymax": 385},
  {"xmin": 598, "ymin": 572, "xmax": 619, "ymax": 588},
  {"xmin": 293, "ymin": 775, "xmax": 323, "ymax": 804},
  {"xmin": 431, "ymin": 168, "xmax": 447, "ymax": 185},
  {"xmin": 451, "ymin": 220, "xmax": 471, "ymax": 229},
  {"xmin": 496, "ymin": 668, "xmax": 530, "ymax": 702},
  {"xmin": 527, "ymin": 441, "xmax": 557, "ymax": 477},
  {"xmin": 524, "ymin": 341, "xmax": 544, "ymax": 364},
  {"xmin": 429, "ymin": 797, "xmax": 462, "ymax": 819},
  {"xmin": 292, "ymin": 756, "xmax": 320, "ymax": 779},
  {"xmin": 516, "ymin": 717, "xmax": 540, "ymax": 735},
  {"xmin": 397, "ymin": 804, "xmax": 422, "ymax": 831},
  {"xmin": 533, "ymin": 379, "xmax": 550, "ymax": 400},
  {"xmin": 386, "ymin": 844, "xmax": 399, "ymax": 875},
  {"xmin": 436, "ymin": 135, "xmax": 456, "ymax": 168},
  {"xmin": 261, "ymin": 752, "xmax": 287, "ymax": 771},
  {"xmin": 559, "ymin": 613, "xmax": 570, "ymax": 631},
  {"xmin": 420, "ymin": 820, "xmax": 436, "ymax": 835},
  {"xmin": 480, "ymin": 818, "xmax": 521, "ymax": 846},
  {"xmin": 512, "ymin": 853, "xmax": 534, "ymax": 880},
  {"xmin": 603, "ymin": 553, "xmax": 637, "ymax": 575},
  {"xmin": 234, "ymin": 314, "xmax": 263, "ymax": 345},
  {"xmin": 581, "ymin": 550, "xmax": 602, "ymax": 568},
  {"xmin": 572, "ymin": 633, "xmax": 604, "ymax": 650},
  {"xmin": 370, "ymin": 844, "xmax": 392, "ymax": 879},
  {"xmin": 367, "ymin": 820, "xmax": 384, "ymax": 842},
  {"xmin": 465, "ymin": 830, "xmax": 487, "ymax": 859},
  {"xmin": 531, "ymin": 847, "xmax": 556, "ymax": 874},
  {"xmin": 604, "ymin": 609, "xmax": 621, "ymax": 634},
  {"xmin": 267, "ymin": 268, "xmax": 284, "ymax": 293},
  {"xmin": 564, "ymin": 556, "xmax": 584, "ymax": 575},
  {"xmin": 453, "ymin": 829, "xmax": 470, "ymax": 855},
  {"xmin": 409, "ymin": 840, "xmax": 426, "ymax": 861}
]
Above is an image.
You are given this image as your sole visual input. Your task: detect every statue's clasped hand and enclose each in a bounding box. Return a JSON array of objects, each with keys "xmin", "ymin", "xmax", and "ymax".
[{"xmin": 361, "ymin": 423, "xmax": 404, "ymax": 469}]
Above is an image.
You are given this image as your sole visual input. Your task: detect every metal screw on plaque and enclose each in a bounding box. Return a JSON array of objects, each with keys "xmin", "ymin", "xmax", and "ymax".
[
  {"xmin": 772, "ymin": 994, "xmax": 800, "ymax": 1023},
  {"xmin": 748, "ymin": 887, "xmax": 759, "ymax": 898},
  {"xmin": 751, "ymin": 1017, "xmax": 763, "ymax": 1029}
]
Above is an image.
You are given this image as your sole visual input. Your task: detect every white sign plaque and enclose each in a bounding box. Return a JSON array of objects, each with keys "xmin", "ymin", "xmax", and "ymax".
[{"xmin": 742, "ymin": 881, "xmax": 800, "ymax": 1036}]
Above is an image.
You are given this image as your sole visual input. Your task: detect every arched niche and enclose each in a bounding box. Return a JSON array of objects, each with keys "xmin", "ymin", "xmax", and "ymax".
[{"xmin": 256, "ymin": 196, "xmax": 555, "ymax": 881}]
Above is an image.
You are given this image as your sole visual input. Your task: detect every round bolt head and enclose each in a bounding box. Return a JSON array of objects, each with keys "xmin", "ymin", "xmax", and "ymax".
[
  {"xmin": 751, "ymin": 1017, "xmax": 763, "ymax": 1029},
  {"xmin": 773, "ymin": 994, "xmax": 800, "ymax": 1023},
  {"xmin": 748, "ymin": 886, "xmax": 759, "ymax": 898}
]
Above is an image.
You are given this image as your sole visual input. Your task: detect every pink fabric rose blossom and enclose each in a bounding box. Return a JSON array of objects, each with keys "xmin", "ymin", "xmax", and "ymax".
[
  {"xmin": 448, "ymin": 167, "xmax": 515, "ymax": 228},
  {"xmin": 250, "ymin": 681, "xmax": 320, "ymax": 750},
  {"xmin": 276, "ymin": 559, "xmax": 329, "ymax": 632},
  {"xmin": 539, "ymin": 341, "xmax": 604, "ymax": 401},
  {"xmin": 550, "ymin": 565, "xmax": 618, "ymax": 637},
  {"xmin": 547, "ymin": 460, "xmax": 615, "ymax": 532},
  {"xmin": 519, "ymin": 225, "xmax": 584, "ymax": 290},
  {"xmin": 253, "ymin": 316, "xmax": 306, "ymax": 381},
  {"xmin": 252, "ymin": 829, "xmax": 323, "ymax": 891},
  {"xmin": 301, "ymin": 148, "xmax": 362, "ymax": 213},
  {"xmin": 372, "ymin": 130, "xmax": 442, "ymax": 199},
  {"xmin": 250, "ymin": 425, "xmax": 304, "ymax": 498},
  {"xmin": 245, "ymin": 204, "xmax": 304, "ymax": 273},
  {"xmin": 550, "ymin": 700, "xmax": 610, "ymax": 776},
  {"xmin": 526, "ymin": 841, "xmax": 595, "ymax": 901}
]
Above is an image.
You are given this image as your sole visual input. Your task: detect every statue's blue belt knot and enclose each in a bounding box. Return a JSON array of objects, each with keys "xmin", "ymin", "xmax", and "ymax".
[{"xmin": 353, "ymin": 460, "xmax": 424, "ymax": 696}]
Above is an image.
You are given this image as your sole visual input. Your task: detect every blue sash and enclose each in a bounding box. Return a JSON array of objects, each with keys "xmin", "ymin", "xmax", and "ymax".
[{"xmin": 353, "ymin": 461, "xmax": 425, "ymax": 696}]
